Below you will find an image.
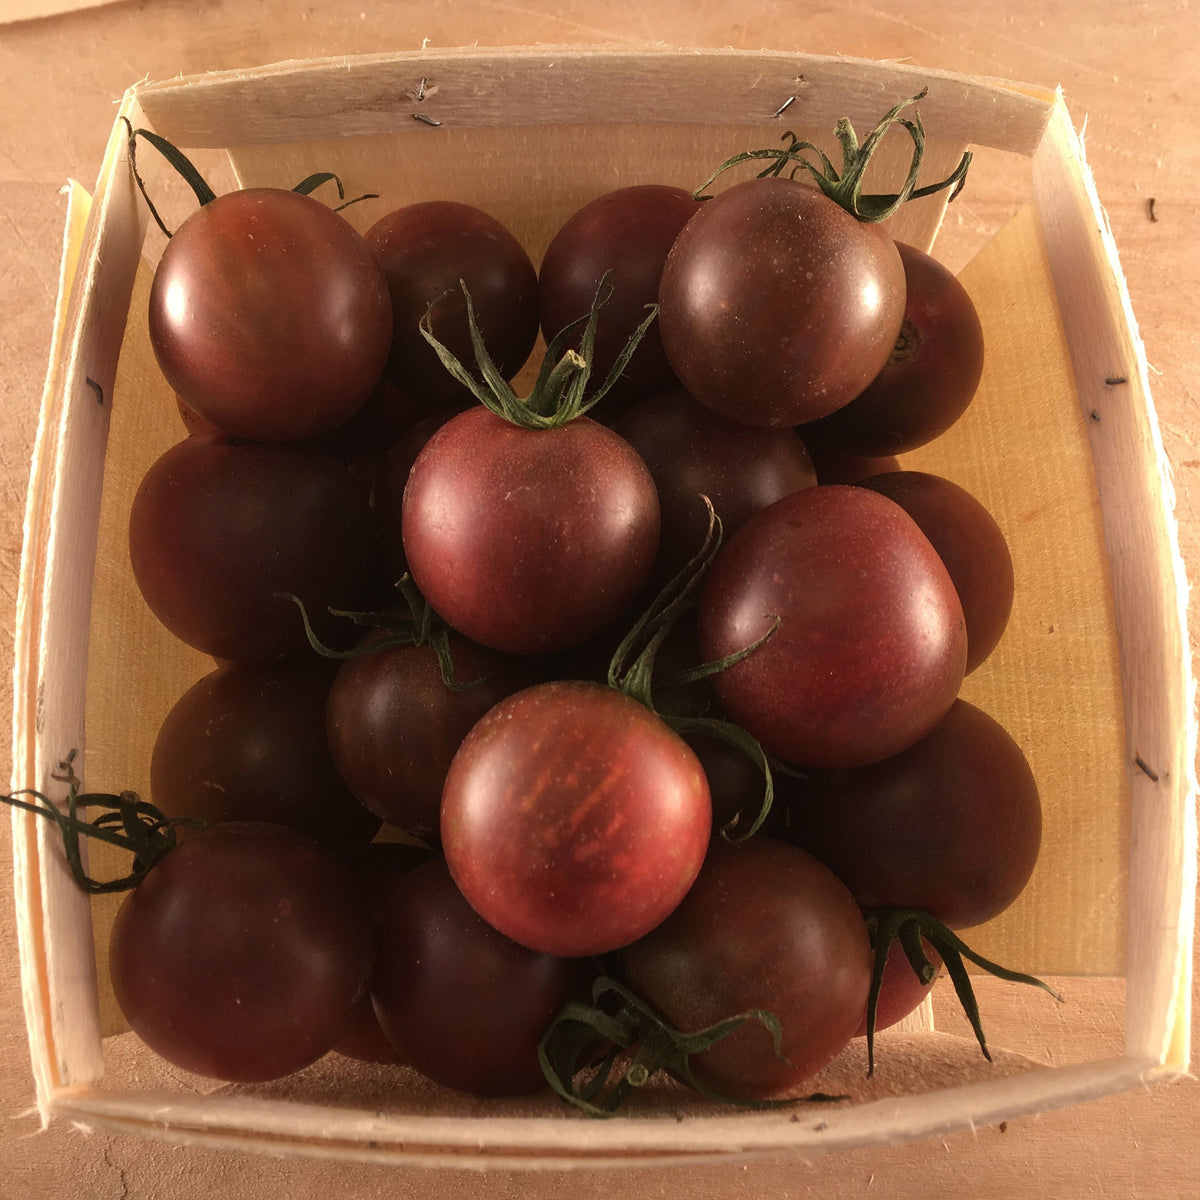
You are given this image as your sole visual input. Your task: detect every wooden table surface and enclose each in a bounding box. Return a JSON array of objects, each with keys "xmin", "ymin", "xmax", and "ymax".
[{"xmin": 2, "ymin": 2, "xmax": 1197, "ymax": 1196}]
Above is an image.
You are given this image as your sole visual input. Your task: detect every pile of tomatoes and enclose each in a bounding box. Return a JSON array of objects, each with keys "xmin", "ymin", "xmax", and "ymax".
[{"xmin": 103, "ymin": 103, "xmax": 1048, "ymax": 1108}]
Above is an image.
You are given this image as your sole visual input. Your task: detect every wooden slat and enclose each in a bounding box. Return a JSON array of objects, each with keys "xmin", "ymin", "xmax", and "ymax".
[{"xmin": 132, "ymin": 47, "xmax": 1054, "ymax": 154}]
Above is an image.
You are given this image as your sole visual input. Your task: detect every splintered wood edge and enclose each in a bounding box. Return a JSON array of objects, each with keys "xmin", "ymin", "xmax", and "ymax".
[
  {"xmin": 1032, "ymin": 95, "xmax": 1197, "ymax": 1071},
  {"xmin": 130, "ymin": 46, "xmax": 1055, "ymax": 153}
]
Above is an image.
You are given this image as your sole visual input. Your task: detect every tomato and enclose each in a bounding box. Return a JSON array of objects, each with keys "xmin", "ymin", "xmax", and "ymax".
[
  {"xmin": 858, "ymin": 470, "xmax": 1015, "ymax": 673},
  {"xmin": 619, "ymin": 837, "xmax": 872, "ymax": 1099},
  {"xmin": 657, "ymin": 177, "xmax": 906, "ymax": 428},
  {"xmin": 799, "ymin": 241, "xmax": 984, "ymax": 456},
  {"xmin": 441, "ymin": 680, "xmax": 711, "ymax": 957},
  {"xmin": 610, "ymin": 387, "xmax": 817, "ymax": 590},
  {"xmin": 538, "ymin": 185, "xmax": 699, "ymax": 412},
  {"xmin": 783, "ymin": 699, "xmax": 1042, "ymax": 929},
  {"xmin": 364, "ymin": 200, "xmax": 539, "ymax": 406},
  {"xmin": 324, "ymin": 626, "xmax": 541, "ymax": 836},
  {"xmin": 371, "ymin": 856, "xmax": 593, "ymax": 1095},
  {"xmin": 698, "ymin": 484, "xmax": 967, "ymax": 768},
  {"xmin": 108, "ymin": 821, "xmax": 374, "ymax": 1082},
  {"xmin": 128, "ymin": 435, "xmax": 376, "ymax": 662},
  {"xmin": 400, "ymin": 407, "xmax": 660, "ymax": 655},
  {"xmin": 150, "ymin": 659, "xmax": 381, "ymax": 852},
  {"xmin": 332, "ymin": 841, "xmax": 434, "ymax": 1064},
  {"xmin": 148, "ymin": 188, "xmax": 392, "ymax": 442}
]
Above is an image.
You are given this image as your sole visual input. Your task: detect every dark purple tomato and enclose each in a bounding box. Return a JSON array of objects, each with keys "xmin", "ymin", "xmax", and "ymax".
[
  {"xmin": 441, "ymin": 680, "xmax": 712, "ymax": 957},
  {"xmin": 333, "ymin": 841, "xmax": 434, "ymax": 1064},
  {"xmin": 611, "ymin": 387, "xmax": 818, "ymax": 589},
  {"xmin": 538, "ymin": 185, "xmax": 699, "ymax": 411},
  {"xmin": 804, "ymin": 440, "xmax": 900, "ymax": 485},
  {"xmin": 364, "ymin": 201, "xmax": 539, "ymax": 405},
  {"xmin": 128, "ymin": 435, "xmax": 376, "ymax": 663},
  {"xmin": 108, "ymin": 821, "xmax": 374, "ymax": 1082},
  {"xmin": 784, "ymin": 699, "xmax": 1042, "ymax": 930},
  {"xmin": 150, "ymin": 659, "xmax": 380, "ymax": 852},
  {"xmin": 373, "ymin": 411, "xmax": 457, "ymax": 586},
  {"xmin": 620, "ymin": 837, "xmax": 872, "ymax": 1099},
  {"xmin": 658, "ymin": 177, "xmax": 906, "ymax": 428},
  {"xmin": 325, "ymin": 627, "xmax": 541, "ymax": 836},
  {"xmin": 697, "ymin": 484, "xmax": 967, "ymax": 769},
  {"xmin": 370, "ymin": 856, "xmax": 593, "ymax": 1095},
  {"xmin": 799, "ymin": 242, "xmax": 984, "ymax": 456},
  {"xmin": 853, "ymin": 935, "xmax": 942, "ymax": 1038},
  {"xmin": 401, "ymin": 407, "xmax": 660, "ymax": 655},
  {"xmin": 149, "ymin": 188, "xmax": 392, "ymax": 442},
  {"xmin": 858, "ymin": 470, "xmax": 1014, "ymax": 673}
]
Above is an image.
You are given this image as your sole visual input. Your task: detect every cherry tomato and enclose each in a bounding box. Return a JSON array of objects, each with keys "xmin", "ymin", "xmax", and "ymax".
[
  {"xmin": 400, "ymin": 407, "xmax": 660, "ymax": 655},
  {"xmin": 108, "ymin": 821, "xmax": 374, "ymax": 1082},
  {"xmin": 620, "ymin": 836, "xmax": 872, "ymax": 1099},
  {"xmin": 149, "ymin": 188, "xmax": 392, "ymax": 442},
  {"xmin": 658, "ymin": 177, "xmax": 905, "ymax": 428},
  {"xmin": 128, "ymin": 435, "xmax": 375, "ymax": 662},
  {"xmin": 332, "ymin": 841, "xmax": 434, "ymax": 1064},
  {"xmin": 611, "ymin": 387, "xmax": 817, "ymax": 589},
  {"xmin": 364, "ymin": 200, "xmax": 539, "ymax": 406},
  {"xmin": 441, "ymin": 680, "xmax": 711, "ymax": 957},
  {"xmin": 325, "ymin": 627, "xmax": 541, "ymax": 836},
  {"xmin": 799, "ymin": 241, "xmax": 984, "ymax": 456},
  {"xmin": 784, "ymin": 699, "xmax": 1042, "ymax": 929},
  {"xmin": 698, "ymin": 484, "xmax": 967, "ymax": 768},
  {"xmin": 538, "ymin": 185, "xmax": 699, "ymax": 412},
  {"xmin": 371, "ymin": 856, "xmax": 593, "ymax": 1095},
  {"xmin": 150, "ymin": 658, "xmax": 381, "ymax": 852},
  {"xmin": 858, "ymin": 470, "xmax": 1014, "ymax": 673}
]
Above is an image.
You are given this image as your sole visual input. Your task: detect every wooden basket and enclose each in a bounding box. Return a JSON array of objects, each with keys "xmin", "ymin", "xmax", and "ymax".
[{"xmin": 10, "ymin": 46, "xmax": 1195, "ymax": 1168}]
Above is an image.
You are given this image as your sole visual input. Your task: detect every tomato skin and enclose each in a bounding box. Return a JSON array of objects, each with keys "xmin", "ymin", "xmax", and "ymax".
[
  {"xmin": 858, "ymin": 470, "xmax": 1015, "ymax": 674},
  {"xmin": 697, "ymin": 484, "xmax": 967, "ymax": 769},
  {"xmin": 371, "ymin": 856, "xmax": 593, "ymax": 1095},
  {"xmin": 784, "ymin": 699, "xmax": 1042, "ymax": 929},
  {"xmin": 149, "ymin": 188, "xmax": 392, "ymax": 442},
  {"xmin": 150, "ymin": 659, "xmax": 381, "ymax": 852},
  {"xmin": 539, "ymin": 185, "xmax": 699, "ymax": 409},
  {"xmin": 658, "ymin": 177, "xmax": 906, "ymax": 428},
  {"xmin": 325, "ymin": 627, "xmax": 541, "ymax": 836},
  {"xmin": 108, "ymin": 821, "xmax": 374, "ymax": 1083},
  {"xmin": 611, "ymin": 387, "xmax": 817, "ymax": 589},
  {"xmin": 441, "ymin": 680, "xmax": 712, "ymax": 958},
  {"xmin": 365, "ymin": 200, "xmax": 539, "ymax": 405},
  {"xmin": 620, "ymin": 837, "xmax": 872, "ymax": 1099},
  {"xmin": 401, "ymin": 407, "xmax": 660, "ymax": 655},
  {"xmin": 800, "ymin": 241, "xmax": 984, "ymax": 456},
  {"xmin": 128, "ymin": 436, "xmax": 376, "ymax": 662}
]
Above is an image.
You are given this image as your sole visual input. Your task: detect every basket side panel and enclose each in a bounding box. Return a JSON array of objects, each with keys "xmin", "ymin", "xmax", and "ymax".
[{"xmin": 1032, "ymin": 98, "xmax": 1196, "ymax": 1069}]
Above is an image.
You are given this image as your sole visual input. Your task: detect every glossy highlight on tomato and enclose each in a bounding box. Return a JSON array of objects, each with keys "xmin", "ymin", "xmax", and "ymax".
[
  {"xmin": 698, "ymin": 484, "xmax": 967, "ymax": 768},
  {"xmin": 441, "ymin": 680, "xmax": 712, "ymax": 957},
  {"xmin": 149, "ymin": 188, "xmax": 392, "ymax": 442},
  {"xmin": 658, "ymin": 177, "xmax": 906, "ymax": 428}
]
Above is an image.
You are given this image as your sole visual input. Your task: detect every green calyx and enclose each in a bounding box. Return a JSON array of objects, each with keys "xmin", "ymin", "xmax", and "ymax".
[
  {"xmin": 603, "ymin": 498, "xmax": 780, "ymax": 843},
  {"xmin": 418, "ymin": 274, "xmax": 657, "ymax": 429},
  {"xmin": 863, "ymin": 907, "xmax": 1064, "ymax": 1077},
  {"xmin": 2, "ymin": 752, "xmax": 201, "ymax": 894},
  {"xmin": 538, "ymin": 975, "xmax": 793, "ymax": 1118},
  {"xmin": 279, "ymin": 575, "xmax": 480, "ymax": 691},
  {"xmin": 693, "ymin": 90, "xmax": 972, "ymax": 224},
  {"xmin": 120, "ymin": 117, "xmax": 377, "ymax": 238}
]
